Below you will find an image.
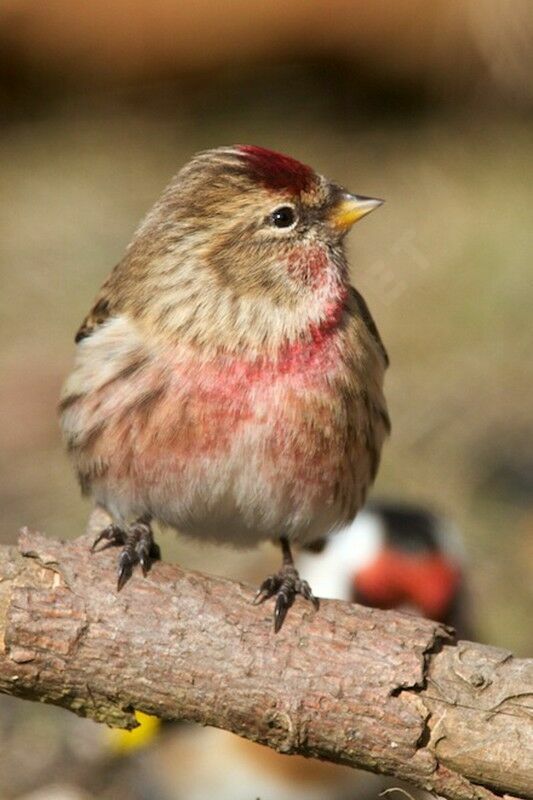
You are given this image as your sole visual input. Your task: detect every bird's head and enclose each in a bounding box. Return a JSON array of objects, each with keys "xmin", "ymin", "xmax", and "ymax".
[{"xmin": 126, "ymin": 145, "xmax": 382, "ymax": 351}]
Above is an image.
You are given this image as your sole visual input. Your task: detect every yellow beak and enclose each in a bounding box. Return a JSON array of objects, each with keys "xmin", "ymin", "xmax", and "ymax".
[{"xmin": 329, "ymin": 193, "xmax": 384, "ymax": 232}]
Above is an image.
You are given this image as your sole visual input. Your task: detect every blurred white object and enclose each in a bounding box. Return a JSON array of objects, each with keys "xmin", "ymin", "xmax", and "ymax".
[
  {"xmin": 297, "ymin": 506, "xmax": 386, "ymax": 601},
  {"xmin": 299, "ymin": 499, "xmax": 465, "ymax": 628}
]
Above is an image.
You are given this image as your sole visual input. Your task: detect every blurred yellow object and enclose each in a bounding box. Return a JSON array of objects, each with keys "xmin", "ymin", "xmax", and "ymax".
[{"xmin": 106, "ymin": 711, "xmax": 161, "ymax": 755}]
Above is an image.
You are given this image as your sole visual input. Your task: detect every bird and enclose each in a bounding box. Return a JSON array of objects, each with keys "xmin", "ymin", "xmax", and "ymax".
[{"xmin": 59, "ymin": 144, "xmax": 390, "ymax": 631}]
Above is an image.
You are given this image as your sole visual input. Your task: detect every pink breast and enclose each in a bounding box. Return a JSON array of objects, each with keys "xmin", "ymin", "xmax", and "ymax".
[{"xmin": 94, "ymin": 320, "xmax": 345, "ymax": 494}]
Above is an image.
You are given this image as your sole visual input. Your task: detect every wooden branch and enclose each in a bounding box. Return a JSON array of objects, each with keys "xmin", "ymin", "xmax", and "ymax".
[{"xmin": 0, "ymin": 529, "xmax": 531, "ymax": 800}]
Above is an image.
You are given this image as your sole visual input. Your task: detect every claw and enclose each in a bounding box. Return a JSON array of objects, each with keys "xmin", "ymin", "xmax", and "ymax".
[
  {"xmin": 253, "ymin": 576, "xmax": 280, "ymax": 605},
  {"xmin": 135, "ymin": 523, "xmax": 157, "ymax": 578},
  {"xmin": 138, "ymin": 551, "xmax": 150, "ymax": 578},
  {"xmin": 253, "ymin": 589, "xmax": 270, "ymax": 605},
  {"xmin": 274, "ymin": 592, "xmax": 293, "ymax": 633},
  {"xmin": 117, "ymin": 551, "xmax": 133, "ymax": 591},
  {"xmin": 90, "ymin": 535, "xmax": 102, "ymax": 552},
  {"xmin": 91, "ymin": 524, "xmax": 124, "ymax": 552},
  {"xmin": 299, "ymin": 580, "xmax": 319, "ymax": 609}
]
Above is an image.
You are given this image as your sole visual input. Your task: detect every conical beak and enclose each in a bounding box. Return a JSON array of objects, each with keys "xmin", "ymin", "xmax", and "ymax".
[{"xmin": 329, "ymin": 192, "xmax": 384, "ymax": 232}]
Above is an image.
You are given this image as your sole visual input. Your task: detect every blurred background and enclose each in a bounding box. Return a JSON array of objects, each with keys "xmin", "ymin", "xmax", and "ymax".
[{"xmin": 0, "ymin": 1, "xmax": 532, "ymax": 798}]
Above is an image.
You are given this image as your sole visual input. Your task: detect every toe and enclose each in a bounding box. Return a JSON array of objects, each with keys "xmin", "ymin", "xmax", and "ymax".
[
  {"xmin": 274, "ymin": 589, "xmax": 294, "ymax": 633},
  {"xmin": 117, "ymin": 551, "xmax": 134, "ymax": 591},
  {"xmin": 91, "ymin": 524, "xmax": 124, "ymax": 552},
  {"xmin": 134, "ymin": 524, "xmax": 157, "ymax": 578},
  {"xmin": 138, "ymin": 552, "xmax": 150, "ymax": 577},
  {"xmin": 299, "ymin": 580, "xmax": 320, "ymax": 609},
  {"xmin": 135, "ymin": 541, "xmax": 151, "ymax": 578},
  {"xmin": 253, "ymin": 575, "xmax": 280, "ymax": 605}
]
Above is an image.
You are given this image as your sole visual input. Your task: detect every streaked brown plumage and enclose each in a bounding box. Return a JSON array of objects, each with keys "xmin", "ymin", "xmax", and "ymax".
[{"xmin": 59, "ymin": 145, "xmax": 389, "ymax": 630}]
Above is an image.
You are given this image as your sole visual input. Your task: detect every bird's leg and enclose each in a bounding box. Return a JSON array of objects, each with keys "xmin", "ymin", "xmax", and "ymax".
[
  {"xmin": 253, "ymin": 535, "xmax": 319, "ymax": 632},
  {"xmin": 91, "ymin": 516, "xmax": 160, "ymax": 590}
]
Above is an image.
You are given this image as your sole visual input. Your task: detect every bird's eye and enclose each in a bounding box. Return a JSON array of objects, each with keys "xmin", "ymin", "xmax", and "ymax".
[{"xmin": 270, "ymin": 206, "xmax": 296, "ymax": 229}]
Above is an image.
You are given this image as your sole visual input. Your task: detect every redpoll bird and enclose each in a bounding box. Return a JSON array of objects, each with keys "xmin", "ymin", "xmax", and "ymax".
[{"xmin": 59, "ymin": 145, "xmax": 389, "ymax": 631}]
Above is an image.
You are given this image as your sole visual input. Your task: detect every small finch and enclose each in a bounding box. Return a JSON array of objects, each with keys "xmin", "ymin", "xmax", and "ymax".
[{"xmin": 59, "ymin": 145, "xmax": 390, "ymax": 631}]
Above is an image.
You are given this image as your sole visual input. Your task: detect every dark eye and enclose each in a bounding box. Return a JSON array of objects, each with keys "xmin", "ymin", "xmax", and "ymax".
[{"xmin": 270, "ymin": 206, "xmax": 296, "ymax": 229}]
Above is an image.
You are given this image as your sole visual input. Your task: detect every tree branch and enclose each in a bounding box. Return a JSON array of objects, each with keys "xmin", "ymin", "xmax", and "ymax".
[{"xmin": 0, "ymin": 529, "xmax": 531, "ymax": 799}]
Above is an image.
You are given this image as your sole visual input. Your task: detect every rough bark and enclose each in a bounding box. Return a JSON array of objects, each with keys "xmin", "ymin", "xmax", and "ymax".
[{"xmin": 0, "ymin": 529, "xmax": 531, "ymax": 800}]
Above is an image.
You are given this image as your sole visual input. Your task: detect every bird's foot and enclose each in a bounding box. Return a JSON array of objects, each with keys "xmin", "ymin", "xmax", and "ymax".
[
  {"xmin": 253, "ymin": 565, "xmax": 319, "ymax": 633},
  {"xmin": 91, "ymin": 518, "xmax": 160, "ymax": 590}
]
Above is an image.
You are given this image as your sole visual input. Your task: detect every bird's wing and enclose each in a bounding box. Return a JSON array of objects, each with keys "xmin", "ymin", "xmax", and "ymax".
[
  {"xmin": 75, "ymin": 267, "xmax": 121, "ymax": 343},
  {"xmin": 349, "ymin": 286, "xmax": 389, "ymax": 368}
]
